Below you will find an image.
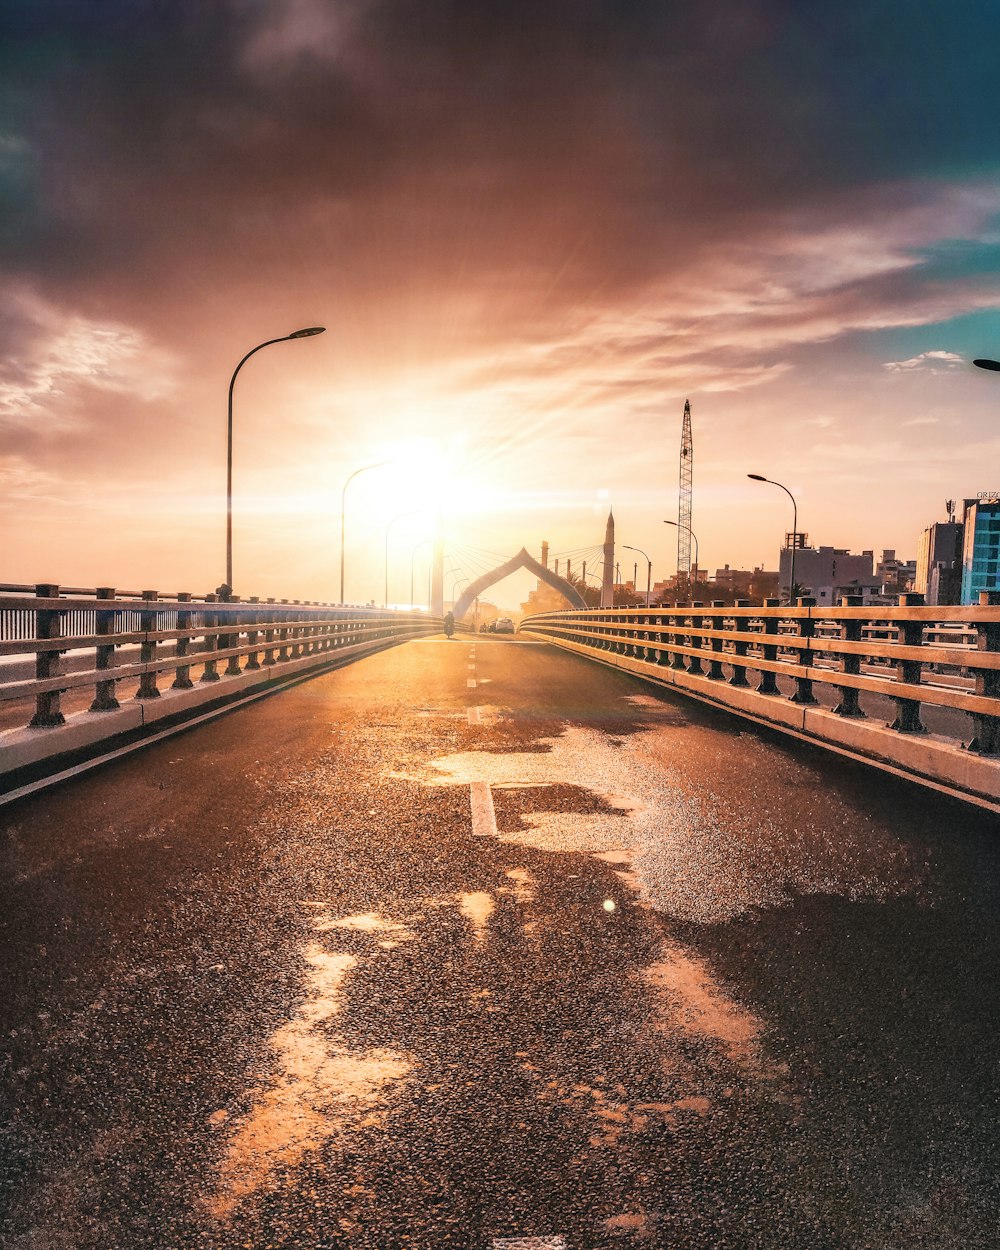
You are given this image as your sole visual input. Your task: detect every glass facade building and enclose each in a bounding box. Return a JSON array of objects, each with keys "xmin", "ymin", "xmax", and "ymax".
[{"xmin": 961, "ymin": 497, "xmax": 1000, "ymax": 603}]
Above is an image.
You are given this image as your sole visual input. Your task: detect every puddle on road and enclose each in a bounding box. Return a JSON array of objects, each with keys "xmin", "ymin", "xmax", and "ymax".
[
  {"xmin": 642, "ymin": 939, "xmax": 780, "ymax": 1079},
  {"xmin": 394, "ymin": 725, "xmax": 927, "ymax": 924},
  {"xmin": 503, "ymin": 867, "xmax": 536, "ymax": 903},
  {"xmin": 313, "ymin": 911, "xmax": 416, "ymax": 943},
  {"xmin": 207, "ymin": 932, "xmax": 411, "ymax": 1223},
  {"xmin": 458, "ymin": 891, "xmax": 495, "ymax": 941}
]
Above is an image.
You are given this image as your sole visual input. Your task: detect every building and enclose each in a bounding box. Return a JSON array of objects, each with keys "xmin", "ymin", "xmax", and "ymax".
[
  {"xmin": 960, "ymin": 495, "xmax": 1000, "ymax": 603},
  {"xmin": 779, "ymin": 544, "xmax": 877, "ymax": 605},
  {"xmin": 915, "ymin": 514, "xmax": 963, "ymax": 605},
  {"xmin": 713, "ymin": 565, "xmax": 755, "ymax": 595},
  {"xmin": 650, "ymin": 569, "xmax": 709, "ymax": 602},
  {"xmin": 875, "ymin": 549, "xmax": 916, "ymax": 595}
]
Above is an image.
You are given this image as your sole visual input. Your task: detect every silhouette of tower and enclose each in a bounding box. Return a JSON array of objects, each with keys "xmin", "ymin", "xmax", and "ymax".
[
  {"xmin": 601, "ymin": 509, "xmax": 615, "ymax": 607},
  {"xmin": 677, "ymin": 399, "xmax": 693, "ymax": 584}
]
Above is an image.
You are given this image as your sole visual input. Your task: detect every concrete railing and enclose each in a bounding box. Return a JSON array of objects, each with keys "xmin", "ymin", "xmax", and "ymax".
[
  {"xmin": 0, "ymin": 584, "xmax": 442, "ymax": 791},
  {"xmin": 521, "ymin": 593, "xmax": 1000, "ymax": 810}
]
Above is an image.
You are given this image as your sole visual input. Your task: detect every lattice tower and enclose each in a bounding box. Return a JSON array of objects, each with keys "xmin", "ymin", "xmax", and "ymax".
[{"xmin": 677, "ymin": 398, "xmax": 693, "ymax": 577}]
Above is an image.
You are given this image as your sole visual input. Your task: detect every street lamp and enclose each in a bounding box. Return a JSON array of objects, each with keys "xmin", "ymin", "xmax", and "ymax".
[
  {"xmin": 225, "ymin": 327, "xmax": 325, "ymax": 593},
  {"xmin": 341, "ymin": 460, "xmax": 393, "ymax": 604},
  {"xmin": 973, "ymin": 359, "xmax": 1000, "ymax": 371},
  {"xmin": 451, "ymin": 575, "xmax": 469, "ymax": 608},
  {"xmin": 747, "ymin": 473, "xmax": 798, "ymax": 605},
  {"xmin": 622, "ymin": 544, "xmax": 652, "ymax": 607},
  {"xmin": 410, "ymin": 537, "xmax": 435, "ymax": 609},
  {"xmin": 384, "ymin": 510, "xmax": 424, "ymax": 607},
  {"xmin": 662, "ymin": 520, "xmax": 700, "ymax": 594}
]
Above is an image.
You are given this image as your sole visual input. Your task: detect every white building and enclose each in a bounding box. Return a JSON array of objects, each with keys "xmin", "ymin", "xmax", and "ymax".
[{"xmin": 779, "ymin": 544, "xmax": 877, "ymax": 605}]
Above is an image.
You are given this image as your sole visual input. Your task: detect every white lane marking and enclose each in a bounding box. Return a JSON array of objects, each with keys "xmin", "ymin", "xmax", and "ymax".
[
  {"xmin": 468, "ymin": 663, "xmax": 476, "ymax": 670},
  {"xmin": 470, "ymin": 781, "xmax": 497, "ymax": 838},
  {"xmin": 467, "ymin": 706, "xmax": 482, "ymax": 725},
  {"xmin": 467, "ymin": 678, "xmax": 477, "ymax": 688}
]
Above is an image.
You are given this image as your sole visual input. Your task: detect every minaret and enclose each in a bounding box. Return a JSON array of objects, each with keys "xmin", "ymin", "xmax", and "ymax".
[{"xmin": 601, "ymin": 509, "xmax": 615, "ymax": 607}]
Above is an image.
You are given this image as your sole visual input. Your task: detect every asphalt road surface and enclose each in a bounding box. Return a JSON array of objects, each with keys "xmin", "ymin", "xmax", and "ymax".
[{"xmin": 2, "ymin": 636, "xmax": 998, "ymax": 1249}]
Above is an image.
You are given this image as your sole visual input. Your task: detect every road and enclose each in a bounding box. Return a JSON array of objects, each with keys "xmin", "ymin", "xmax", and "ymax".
[{"xmin": 1, "ymin": 636, "xmax": 998, "ymax": 1249}]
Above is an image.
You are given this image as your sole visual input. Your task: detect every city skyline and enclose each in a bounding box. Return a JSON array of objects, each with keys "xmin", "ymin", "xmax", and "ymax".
[{"xmin": 3, "ymin": 3, "xmax": 1000, "ymax": 605}]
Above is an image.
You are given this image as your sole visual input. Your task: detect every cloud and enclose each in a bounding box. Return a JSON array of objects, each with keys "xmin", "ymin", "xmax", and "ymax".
[
  {"xmin": 0, "ymin": 284, "xmax": 177, "ymax": 433},
  {"xmin": 883, "ymin": 350, "xmax": 967, "ymax": 372}
]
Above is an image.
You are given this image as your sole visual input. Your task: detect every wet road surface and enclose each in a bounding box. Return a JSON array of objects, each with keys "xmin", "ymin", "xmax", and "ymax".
[{"xmin": 1, "ymin": 636, "xmax": 998, "ymax": 1249}]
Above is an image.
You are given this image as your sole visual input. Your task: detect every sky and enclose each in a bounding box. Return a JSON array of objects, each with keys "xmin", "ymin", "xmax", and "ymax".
[{"xmin": 3, "ymin": 0, "xmax": 1000, "ymax": 610}]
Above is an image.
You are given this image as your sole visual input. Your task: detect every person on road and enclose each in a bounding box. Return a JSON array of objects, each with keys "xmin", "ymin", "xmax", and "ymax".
[{"xmin": 444, "ymin": 611, "xmax": 455, "ymax": 638}]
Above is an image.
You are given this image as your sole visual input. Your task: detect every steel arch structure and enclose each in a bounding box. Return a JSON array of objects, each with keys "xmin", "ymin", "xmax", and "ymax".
[{"xmin": 453, "ymin": 547, "xmax": 587, "ymax": 620}]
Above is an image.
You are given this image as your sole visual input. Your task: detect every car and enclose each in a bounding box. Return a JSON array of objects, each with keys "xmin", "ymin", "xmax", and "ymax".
[{"xmin": 493, "ymin": 617, "xmax": 515, "ymax": 634}]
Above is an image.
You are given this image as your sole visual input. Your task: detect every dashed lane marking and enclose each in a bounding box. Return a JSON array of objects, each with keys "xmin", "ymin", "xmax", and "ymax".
[
  {"xmin": 470, "ymin": 781, "xmax": 497, "ymax": 838},
  {"xmin": 468, "ymin": 663, "xmax": 476, "ymax": 670},
  {"xmin": 467, "ymin": 706, "xmax": 482, "ymax": 725},
  {"xmin": 467, "ymin": 678, "xmax": 477, "ymax": 688}
]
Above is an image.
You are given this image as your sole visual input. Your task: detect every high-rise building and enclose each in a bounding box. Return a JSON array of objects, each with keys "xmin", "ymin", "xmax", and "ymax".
[
  {"xmin": 915, "ymin": 517, "xmax": 963, "ymax": 604},
  {"xmin": 960, "ymin": 495, "xmax": 1000, "ymax": 603}
]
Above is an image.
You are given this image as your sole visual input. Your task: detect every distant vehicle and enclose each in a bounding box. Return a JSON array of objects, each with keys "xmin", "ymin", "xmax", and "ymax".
[{"xmin": 493, "ymin": 617, "xmax": 515, "ymax": 634}]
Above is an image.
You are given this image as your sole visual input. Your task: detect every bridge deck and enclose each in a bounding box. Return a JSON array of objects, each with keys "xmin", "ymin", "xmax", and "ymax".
[{"xmin": 2, "ymin": 637, "xmax": 998, "ymax": 1248}]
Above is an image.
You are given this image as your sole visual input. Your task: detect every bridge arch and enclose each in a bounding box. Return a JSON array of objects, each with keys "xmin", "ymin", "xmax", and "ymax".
[{"xmin": 453, "ymin": 547, "xmax": 586, "ymax": 620}]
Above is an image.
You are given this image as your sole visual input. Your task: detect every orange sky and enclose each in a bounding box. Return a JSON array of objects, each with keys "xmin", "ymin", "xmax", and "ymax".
[{"xmin": 3, "ymin": 2, "xmax": 1000, "ymax": 606}]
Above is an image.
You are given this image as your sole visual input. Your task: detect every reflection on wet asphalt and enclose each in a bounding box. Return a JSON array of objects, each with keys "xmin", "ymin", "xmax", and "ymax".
[{"xmin": 1, "ymin": 637, "xmax": 998, "ymax": 1249}]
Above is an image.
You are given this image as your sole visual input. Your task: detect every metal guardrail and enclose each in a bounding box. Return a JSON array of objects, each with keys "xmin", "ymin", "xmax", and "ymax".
[
  {"xmin": 520, "ymin": 593, "xmax": 1000, "ymax": 769},
  {"xmin": 0, "ymin": 584, "xmax": 442, "ymax": 733}
]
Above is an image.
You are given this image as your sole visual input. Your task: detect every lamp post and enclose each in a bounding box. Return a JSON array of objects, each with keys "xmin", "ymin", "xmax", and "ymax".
[
  {"xmin": 341, "ymin": 460, "xmax": 393, "ymax": 604},
  {"xmin": 747, "ymin": 474, "xmax": 798, "ymax": 604},
  {"xmin": 451, "ymin": 575, "xmax": 469, "ymax": 609},
  {"xmin": 410, "ymin": 537, "xmax": 434, "ymax": 609},
  {"xmin": 973, "ymin": 358, "xmax": 1000, "ymax": 372},
  {"xmin": 622, "ymin": 544, "xmax": 652, "ymax": 607},
  {"xmin": 662, "ymin": 520, "xmax": 699, "ymax": 595},
  {"xmin": 225, "ymin": 326, "xmax": 325, "ymax": 593},
  {"xmin": 384, "ymin": 510, "xmax": 424, "ymax": 607}
]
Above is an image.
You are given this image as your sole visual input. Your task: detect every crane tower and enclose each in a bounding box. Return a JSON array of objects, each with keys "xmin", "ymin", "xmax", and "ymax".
[{"xmin": 677, "ymin": 399, "xmax": 693, "ymax": 581}]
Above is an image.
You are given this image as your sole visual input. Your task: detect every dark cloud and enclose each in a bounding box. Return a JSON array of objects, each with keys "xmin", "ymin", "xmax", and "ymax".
[
  {"xmin": 3, "ymin": 0, "xmax": 997, "ymax": 338},
  {"xmin": 0, "ymin": 0, "xmax": 998, "ymax": 476}
]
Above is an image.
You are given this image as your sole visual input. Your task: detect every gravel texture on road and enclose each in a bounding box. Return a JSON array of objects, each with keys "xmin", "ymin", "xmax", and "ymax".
[{"xmin": 1, "ymin": 636, "xmax": 998, "ymax": 1249}]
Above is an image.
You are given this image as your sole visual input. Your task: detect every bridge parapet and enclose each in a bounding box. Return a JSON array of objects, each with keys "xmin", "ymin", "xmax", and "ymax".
[
  {"xmin": 520, "ymin": 594, "xmax": 1000, "ymax": 810},
  {"xmin": 0, "ymin": 584, "xmax": 442, "ymax": 794}
]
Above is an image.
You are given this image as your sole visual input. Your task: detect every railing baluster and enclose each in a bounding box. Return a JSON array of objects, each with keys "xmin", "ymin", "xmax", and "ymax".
[
  {"xmin": 789, "ymin": 598, "xmax": 818, "ymax": 705},
  {"xmin": 224, "ymin": 594, "xmax": 243, "ymax": 677},
  {"xmin": 172, "ymin": 593, "xmax": 194, "ymax": 689},
  {"xmin": 277, "ymin": 601, "xmax": 291, "ymax": 661},
  {"xmin": 756, "ymin": 598, "xmax": 781, "ymax": 694},
  {"xmin": 708, "ymin": 601, "xmax": 726, "ymax": 680},
  {"xmin": 670, "ymin": 606, "xmax": 687, "ymax": 670},
  {"xmin": 245, "ymin": 596, "xmax": 261, "ymax": 670},
  {"xmin": 90, "ymin": 586, "xmax": 121, "ymax": 711},
  {"xmin": 136, "ymin": 590, "xmax": 161, "ymax": 699},
  {"xmin": 200, "ymin": 593, "xmax": 221, "ymax": 682},
  {"xmin": 968, "ymin": 590, "xmax": 1000, "ymax": 753},
  {"xmin": 729, "ymin": 599, "xmax": 751, "ymax": 687},
  {"xmin": 833, "ymin": 595, "xmax": 865, "ymax": 717},
  {"xmin": 890, "ymin": 592, "xmax": 926, "ymax": 733},
  {"xmin": 29, "ymin": 583, "xmax": 66, "ymax": 728},
  {"xmin": 263, "ymin": 598, "xmax": 277, "ymax": 665},
  {"xmin": 687, "ymin": 603, "xmax": 705, "ymax": 676}
]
